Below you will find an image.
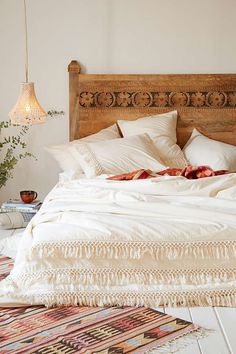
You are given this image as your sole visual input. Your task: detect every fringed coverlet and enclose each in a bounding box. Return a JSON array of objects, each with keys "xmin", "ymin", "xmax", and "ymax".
[{"xmin": 0, "ymin": 173, "xmax": 236, "ymax": 307}]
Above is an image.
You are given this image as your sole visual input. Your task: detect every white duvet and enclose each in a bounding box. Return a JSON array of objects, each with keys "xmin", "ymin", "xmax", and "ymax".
[{"xmin": 0, "ymin": 173, "xmax": 236, "ymax": 307}]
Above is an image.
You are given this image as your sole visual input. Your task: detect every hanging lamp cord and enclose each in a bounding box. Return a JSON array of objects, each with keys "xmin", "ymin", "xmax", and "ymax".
[{"xmin": 23, "ymin": 0, "xmax": 29, "ymax": 83}]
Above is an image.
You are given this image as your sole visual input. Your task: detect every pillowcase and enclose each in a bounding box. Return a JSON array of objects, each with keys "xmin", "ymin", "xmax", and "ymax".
[
  {"xmin": 71, "ymin": 133, "xmax": 167, "ymax": 178},
  {"xmin": 183, "ymin": 129, "xmax": 236, "ymax": 170},
  {"xmin": 45, "ymin": 124, "xmax": 120, "ymax": 178},
  {"xmin": 117, "ymin": 111, "xmax": 187, "ymax": 169}
]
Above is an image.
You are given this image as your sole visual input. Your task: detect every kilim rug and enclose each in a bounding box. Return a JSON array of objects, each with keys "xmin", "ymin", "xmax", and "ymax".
[{"xmin": 0, "ymin": 254, "xmax": 206, "ymax": 354}]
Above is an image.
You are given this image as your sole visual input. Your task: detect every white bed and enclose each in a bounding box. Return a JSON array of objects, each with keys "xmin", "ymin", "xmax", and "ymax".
[
  {"xmin": 0, "ymin": 172, "xmax": 236, "ymax": 307},
  {"xmin": 1, "ymin": 62, "xmax": 236, "ymax": 308}
]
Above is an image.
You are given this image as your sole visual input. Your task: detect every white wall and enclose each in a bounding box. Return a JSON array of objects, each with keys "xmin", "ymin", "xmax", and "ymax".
[{"xmin": 0, "ymin": 0, "xmax": 236, "ymax": 201}]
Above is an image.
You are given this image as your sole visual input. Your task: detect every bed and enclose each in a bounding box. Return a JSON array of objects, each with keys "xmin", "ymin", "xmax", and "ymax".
[{"xmin": 0, "ymin": 61, "xmax": 236, "ymax": 308}]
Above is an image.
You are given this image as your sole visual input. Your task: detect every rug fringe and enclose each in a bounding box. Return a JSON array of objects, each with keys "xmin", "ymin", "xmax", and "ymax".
[
  {"xmin": 30, "ymin": 239, "xmax": 236, "ymax": 260},
  {"xmin": 144, "ymin": 326, "xmax": 213, "ymax": 354}
]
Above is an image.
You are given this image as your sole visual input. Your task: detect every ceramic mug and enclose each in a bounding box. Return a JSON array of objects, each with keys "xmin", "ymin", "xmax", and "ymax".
[{"xmin": 20, "ymin": 190, "xmax": 38, "ymax": 204}]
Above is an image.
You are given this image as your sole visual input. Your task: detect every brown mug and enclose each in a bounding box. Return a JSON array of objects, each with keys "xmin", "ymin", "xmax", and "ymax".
[{"xmin": 20, "ymin": 190, "xmax": 38, "ymax": 204}]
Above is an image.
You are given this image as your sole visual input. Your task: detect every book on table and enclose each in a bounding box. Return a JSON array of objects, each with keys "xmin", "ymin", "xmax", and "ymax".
[
  {"xmin": 0, "ymin": 200, "xmax": 42, "ymax": 229},
  {"xmin": 1, "ymin": 200, "xmax": 42, "ymax": 213}
]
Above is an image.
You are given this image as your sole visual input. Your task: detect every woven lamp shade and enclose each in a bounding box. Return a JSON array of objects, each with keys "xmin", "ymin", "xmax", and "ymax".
[{"xmin": 9, "ymin": 82, "xmax": 47, "ymax": 125}]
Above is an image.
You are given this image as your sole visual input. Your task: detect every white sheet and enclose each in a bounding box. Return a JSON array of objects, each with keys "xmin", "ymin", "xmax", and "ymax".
[{"xmin": 0, "ymin": 174, "xmax": 236, "ymax": 307}]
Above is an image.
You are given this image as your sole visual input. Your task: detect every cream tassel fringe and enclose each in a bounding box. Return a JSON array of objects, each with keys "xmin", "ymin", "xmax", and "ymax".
[
  {"xmin": 35, "ymin": 289, "xmax": 236, "ymax": 308},
  {"xmin": 30, "ymin": 239, "xmax": 236, "ymax": 260},
  {"xmin": 2, "ymin": 275, "xmax": 236, "ymax": 307},
  {"xmin": 16, "ymin": 267, "xmax": 236, "ymax": 288}
]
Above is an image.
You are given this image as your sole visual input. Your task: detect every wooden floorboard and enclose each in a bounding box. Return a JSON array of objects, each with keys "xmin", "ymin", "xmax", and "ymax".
[
  {"xmin": 190, "ymin": 307, "xmax": 231, "ymax": 354},
  {"xmin": 214, "ymin": 307, "xmax": 236, "ymax": 354}
]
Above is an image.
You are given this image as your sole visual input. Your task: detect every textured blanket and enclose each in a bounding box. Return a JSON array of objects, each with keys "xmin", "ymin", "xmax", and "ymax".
[
  {"xmin": 107, "ymin": 165, "xmax": 234, "ymax": 181},
  {"xmin": 0, "ymin": 173, "xmax": 236, "ymax": 307}
]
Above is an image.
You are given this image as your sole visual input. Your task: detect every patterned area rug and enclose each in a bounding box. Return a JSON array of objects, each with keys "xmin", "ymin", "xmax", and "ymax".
[{"xmin": 0, "ymin": 255, "xmax": 203, "ymax": 354}]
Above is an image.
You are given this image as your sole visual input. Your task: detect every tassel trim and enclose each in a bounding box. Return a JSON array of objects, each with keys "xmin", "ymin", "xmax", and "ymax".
[
  {"xmin": 30, "ymin": 239, "xmax": 236, "ymax": 260},
  {"xmin": 15, "ymin": 267, "xmax": 236, "ymax": 288},
  {"xmin": 75, "ymin": 142, "xmax": 104, "ymax": 177},
  {"xmin": 1, "ymin": 276, "xmax": 235, "ymax": 307},
  {"xmin": 34, "ymin": 288, "xmax": 236, "ymax": 307}
]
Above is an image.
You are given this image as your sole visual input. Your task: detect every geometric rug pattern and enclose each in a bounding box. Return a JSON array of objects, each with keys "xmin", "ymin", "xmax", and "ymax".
[{"xmin": 0, "ymin": 255, "xmax": 199, "ymax": 354}]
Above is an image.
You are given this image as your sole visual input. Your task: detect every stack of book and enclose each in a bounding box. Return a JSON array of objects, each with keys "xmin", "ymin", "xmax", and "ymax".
[{"xmin": 1, "ymin": 200, "xmax": 42, "ymax": 213}]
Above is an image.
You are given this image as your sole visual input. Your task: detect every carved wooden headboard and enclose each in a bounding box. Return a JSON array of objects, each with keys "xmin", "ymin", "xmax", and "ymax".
[{"xmin": 68, "ymin": 60, "xmax": 236, "ymax": 147}]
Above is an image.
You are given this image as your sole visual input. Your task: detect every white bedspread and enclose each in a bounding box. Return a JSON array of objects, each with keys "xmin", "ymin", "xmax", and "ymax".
[{"xmin": 0, "ymin": 174, "xmax": 236, "ymax": 307}]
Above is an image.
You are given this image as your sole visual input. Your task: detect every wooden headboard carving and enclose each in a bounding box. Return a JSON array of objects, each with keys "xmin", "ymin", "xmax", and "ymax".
[{"xmin": 68, "ymin": 60, "xmax": 236, "ymax": 147}]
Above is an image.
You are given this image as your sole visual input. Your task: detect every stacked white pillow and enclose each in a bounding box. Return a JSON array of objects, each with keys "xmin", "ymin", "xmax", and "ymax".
[
  {"xmin": 183, "ymin": 129, "xmax": 236, "ymax": 170},
  {"xmin": 71, "ymin": 133, "xmax": 166, "ymax": 178},
  {"xmin": 117, "ymin": 111, "xmax": 187, "ymax": 169},
  {"xmin": 47, "ymin": 111, "xmax": 190, "ymax": 179},
  {"xmin": 45, "ymin": 124, "xmax": 120, "ymax": 178}
]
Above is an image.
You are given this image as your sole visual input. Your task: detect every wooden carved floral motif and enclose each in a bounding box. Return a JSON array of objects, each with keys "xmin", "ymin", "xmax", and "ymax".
[{"xmin": 79, "ymin": 91, "xmax": 236, "ymax": 108}]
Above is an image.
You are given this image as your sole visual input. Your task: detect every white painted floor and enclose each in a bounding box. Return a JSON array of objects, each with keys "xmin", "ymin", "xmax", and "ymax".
[
  {"xmin": 1, "ymin": 229, "xmax": 235, "ymax": 354},
  {"xmin": 155, "ymin": 306, "xmax": 236, "ymax": 354}
]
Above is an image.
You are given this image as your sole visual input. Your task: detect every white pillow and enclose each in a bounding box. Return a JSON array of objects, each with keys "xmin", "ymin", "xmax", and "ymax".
[
  {"xmin": 183, "ymin": 129, "xmax": 236, "ymax": 170},
  {"xmin": 117, "ymin": 111, "xmax": 187, "ymax": 168},
  {"xmin": 45, "ymin": 145, "xmax": 79, "ymax": 176},
  {"xmin": 45, "ymin": 124, "xmax": 120, "ymax": 177},
  {"xmin": 71, "ymin": 134, "xmax": 167, "ymax": 178},
  {"xmin": 76, "ymin": 124, "xmax": 120, "ymax": 143}
]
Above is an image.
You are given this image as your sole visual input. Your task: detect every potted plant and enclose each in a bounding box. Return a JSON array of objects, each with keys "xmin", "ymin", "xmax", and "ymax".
[{"xmin": 0, "ymin": 110, "xmax": 64, "ymax": 189}]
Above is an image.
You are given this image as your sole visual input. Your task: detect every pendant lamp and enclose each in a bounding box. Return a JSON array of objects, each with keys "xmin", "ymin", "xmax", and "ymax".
[{"xmin": 9, "ymin": 0, "xmax": 46, "ymax": 125}]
